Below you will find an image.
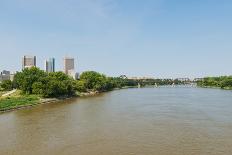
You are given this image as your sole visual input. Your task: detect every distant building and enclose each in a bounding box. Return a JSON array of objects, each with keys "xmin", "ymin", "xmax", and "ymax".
[
  {"xmin": 176, "ymin": 78, "xmax": 191, "ymax": 82},
  {"xmin": 63, "ymin": 57, "xmax": 75, "ymax": 74},
  {"xmin": 0, "ymin": 70, "xmax": 11, "ymax": 82},
  {"xmin": 22, "ymin": 55, "xmax": 36, "ymax": 69},
  {"xmin": 45, "ymin": 58, "xmax": 55, "ymax": 73},
  {"xmin": 127, "ymin": 77, "xmax": 155, "ymax": 80},
  {"xmin": 2, "ymin": 70, "xmax": 10, "ymax": 75},
  {"xmin": 193, "ymin": 78, "xmax": 204, "ymax": 82},
  {"xmin": 10, "ymin": 74, "xmax": 15, "ymax": 81}
]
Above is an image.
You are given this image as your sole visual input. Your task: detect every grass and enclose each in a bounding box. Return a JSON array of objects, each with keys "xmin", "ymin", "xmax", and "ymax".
[{"xmin": 0, "ymin": 95, "xmax": 40, "ymax": 111}]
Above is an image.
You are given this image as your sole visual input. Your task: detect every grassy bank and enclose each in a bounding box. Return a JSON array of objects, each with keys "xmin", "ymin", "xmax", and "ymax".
[
  {"xmin": 0, "ymin": 95, "xmax": 40, "ymax": 112},
  {"xmin": 0, "ymin": 89, "xmax": 107, "ymax": 113},
  {"xmin": 0, "ymin": 68, "xmax": 142, "ymax": 113}
]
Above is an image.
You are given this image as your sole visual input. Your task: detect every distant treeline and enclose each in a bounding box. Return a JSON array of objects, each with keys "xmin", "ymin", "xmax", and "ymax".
[
  {"xmin": 135, "ymin": 78, "xmax": 185, "ymax": 86},
  {"xmin": 197, "ymin": 76, "xmax": 232, "ymax": 89},
  {"xmin": 0, "ymin": 67, "xmax": 188, "ymax": 98}
]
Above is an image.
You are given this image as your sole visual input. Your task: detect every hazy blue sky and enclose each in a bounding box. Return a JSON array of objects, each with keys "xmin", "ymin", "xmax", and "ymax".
[{"xmin": 0, "ymin": 0, "xmax": 232, "ymax": 78}]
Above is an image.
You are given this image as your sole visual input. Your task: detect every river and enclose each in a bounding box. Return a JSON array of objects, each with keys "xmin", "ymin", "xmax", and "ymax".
[{"xmin": 0, "ymin": 87, "xmax": 232, "ymax": 155}]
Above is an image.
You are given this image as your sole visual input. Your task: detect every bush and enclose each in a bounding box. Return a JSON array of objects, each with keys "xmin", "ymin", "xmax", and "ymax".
[
  {"xmin": 197, "ymin": 76, "xmax": 232, "ymax": 89},
  {"xmin": 0, "ymin": 80, "xmax": 13, "ymax": 91},
  {"xmin": 13, "ymin": 68, "xmax": 76, "ymax": 97},
  {"xmin": 74, "ymin": 80, "xmax": 87, "ymax": 92}
]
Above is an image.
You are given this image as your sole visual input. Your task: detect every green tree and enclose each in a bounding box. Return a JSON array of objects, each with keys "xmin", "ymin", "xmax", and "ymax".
[
  {"xmin": 221, "ymin": 78, "xmax": 232, "ymax": 88},
  {"xmin": 13, "ymin": 67, "xmax": 47, "ymax": 94},
  {"xmin": 43, "ymin": 72, "xmax": 75, "ymax": 97},
  {"xmin": 197, "ymin": 76, "xmax": 232, "ymax": 90},
  {"xmin": 13, "ymin": 68, "xmax": 76, "ymax": 97},
  {"xmin": 0, "ymin": 80, "xmax": 13, "ymax": 91},
  {"xmin": 74, "ymin": 80, "xmax": 87, "ymax": 92},
  {"xmin": 80, "ymin": 71, "xmax": 106, "ymax": 90}
]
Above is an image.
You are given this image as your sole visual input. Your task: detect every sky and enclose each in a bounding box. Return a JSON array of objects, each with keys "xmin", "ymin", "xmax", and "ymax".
[{"xmin": 0, "ymin": 0, "xmax": 232, "ymax": 78}]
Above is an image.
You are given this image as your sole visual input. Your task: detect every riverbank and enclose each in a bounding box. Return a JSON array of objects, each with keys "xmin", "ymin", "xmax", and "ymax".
[
  {"xmin": 0, "ymin": 89, "xmax": 107, "ymax": 113},
  {"xmin": 196, "ymin": 76, "xmax": 232, "ymax": 90},
  {"xmin": 198, "ymin": 85, "xmax": 232, "ymax": 90},
  {"xmin": 0, "ymin": 86, "xmax": 138, "ymax": 113}
]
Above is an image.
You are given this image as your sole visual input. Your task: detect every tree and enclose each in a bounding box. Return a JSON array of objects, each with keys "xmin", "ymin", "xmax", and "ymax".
[
  {"xmin": 74, "ymin": 80, "xmax": 87, "ymax": 92},
  {"xmin": 197, "ymin": 76, "xmax": 232, "ymax": 90},
  {"xmin": 13, "ymin": 67, "xmax": 47, "ymax": 94},
  {"xmin": 0, "ymin": 80, "xmax": 13, "ymax": 91},
  {"xmin": 80, "ymin": 71, "xmax": 106, "ymax": 90},
  {"xmin": 32, "ymin": 82, "xmax": 44, "ymax": 95},
  {"xmin": 13, "ymin": 67, "xmax": 76, "ymax": 97},
  {"xmin": 221, "ymin": 78, "xmax": 232, "ymax": 88},
  {"xmin": 42, "ymin": 72, "xmax": 75, "ymax": 97}
]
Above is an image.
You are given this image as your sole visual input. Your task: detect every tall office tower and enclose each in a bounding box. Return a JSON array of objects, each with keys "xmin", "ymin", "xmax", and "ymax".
[
  {"xmin": 22, "ymin": 55, "xmax": 36, "ymax": 69},
  {"xmin": 45, "ymin": 58, "xmax": 55, "ymax": 73},
  {"xmin": 64, "ymin": 57, "xmax": 75, "ymax": 74}
]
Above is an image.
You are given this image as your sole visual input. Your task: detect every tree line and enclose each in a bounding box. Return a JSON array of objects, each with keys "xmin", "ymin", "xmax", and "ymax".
[
  {"xmin": 135, "ymin": 78, "xmax": 185, "ymax": 86},
  {"xmin": 0, "ymin": 67, "xmax": 138, "ymax": 97},
  {"xmin": 197, "ymin": 76, "xmax": 232, "ymax": 89},
  {"xmin": 0, "ymin": 67, "xmax": 192, "ymax": 97}
]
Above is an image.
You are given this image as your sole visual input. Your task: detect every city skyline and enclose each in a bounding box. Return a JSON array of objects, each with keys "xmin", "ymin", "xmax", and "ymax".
[{"xmin": 0, "ymin": 0, "xmax": 232, "ymax": 78}]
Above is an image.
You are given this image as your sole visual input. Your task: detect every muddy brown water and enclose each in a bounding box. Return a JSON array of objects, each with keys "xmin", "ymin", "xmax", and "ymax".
[{"xmin": 0, "ymin": 87, "xmax": 232, "ymax": 155}]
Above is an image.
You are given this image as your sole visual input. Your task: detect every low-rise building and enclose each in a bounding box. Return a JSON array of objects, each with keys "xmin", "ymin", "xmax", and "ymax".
[
  {"xmin": 10, "ymin": 74, "xmax": 15, "ymax": 81},
  {"xmin": 127, "ymin": 77, "xmax": 155, "ymax": 80},
  {"xmin": 193, "ymin": 78, "xmax": 204, "ymax": 82},
  {"xmin": 0, "ymin": 70, "xmax": 11, "ymax": 82},
  {"xmin": 176, "ymin": 78, "xmax": 191, "ymax": 82}
]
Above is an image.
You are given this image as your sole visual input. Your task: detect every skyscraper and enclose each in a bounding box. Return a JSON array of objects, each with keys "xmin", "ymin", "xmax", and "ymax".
[
  {"xmin": 45, "ymin": 58, "xmax": 55, "ymax": 73},
  {"xmin": 22, "ymin": 55, "xmax": 36, "ymax": 69},
  {"xmin": 63, "ymin": 57, "xmax": 75, "ymax": 74}
]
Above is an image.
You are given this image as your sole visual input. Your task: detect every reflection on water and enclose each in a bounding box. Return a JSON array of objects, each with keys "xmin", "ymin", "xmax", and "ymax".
[{"xmin": 0, "ymin": 87, "xmax": 232, "ymax": 155}]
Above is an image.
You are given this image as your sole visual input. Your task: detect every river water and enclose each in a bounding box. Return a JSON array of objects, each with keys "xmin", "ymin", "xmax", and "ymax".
[{"xmin": 0, "ymin": 87, "xmax": 232, "ymax": 155}]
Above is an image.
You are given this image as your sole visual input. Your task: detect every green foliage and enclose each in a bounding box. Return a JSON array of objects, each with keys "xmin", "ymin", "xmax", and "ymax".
[
  {"xmin": 79, "ymin": 71, "xmax": 112, "ymax": 91},
  {"xmin": 197, "ymin": 76, "xmax": 232, "ymax": 89},
  {"xmin": 32, "ymin": 82, "xmax": 44, "ymax": 95},
  {"xmin": 13, "ymin": 67, "xmax": 47, "ymax": 94},
  {"xmin": 13, "ymin": 68, "xmax": 184, "ymax": 98},
  {"xmin": 0, "ymin": 95, "xmax": 39, "ymax": 111},
  {"xmin": 130, "ymin": 78, "xmax": 183, "ymax": 86},
  {"xmin": 0, "ymin": 80, "xmax": 13, "ymax": 91},
  {"xmin": 109, "ymin": 77, "xmax": 125, "ymax": 88},
  {"xmin": 13, "ymin": 67, "xmax": 75, "ymax": 97},
  {"xmin": 80, "ymin": 71, "xmax": 105, "ymax": 90},
  {"xmin": 73, "ymin": 80, "xmax": 87, "ymax": 92}
]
